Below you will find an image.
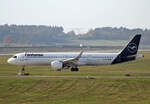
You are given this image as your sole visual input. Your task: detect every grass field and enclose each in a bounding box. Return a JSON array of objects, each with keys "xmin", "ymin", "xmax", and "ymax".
[
  {"xmin": 0, "ymin": 51, "xmax": 150, "ymax": 104},
  {"xmin": 72, "ymin": 39, "xmax": 128, "ymax": 46}
]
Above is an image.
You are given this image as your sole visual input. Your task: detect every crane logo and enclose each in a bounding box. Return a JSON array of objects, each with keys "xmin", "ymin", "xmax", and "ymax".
[{"xmin": 128, "ymin": 43, "xmax": 137, "ymax": 53}]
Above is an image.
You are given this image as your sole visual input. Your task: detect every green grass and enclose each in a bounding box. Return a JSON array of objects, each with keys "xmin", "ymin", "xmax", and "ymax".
[
  {"xmin": 0, "ymin": 51, "xmax": 150, "ymax": 104},
  {"xmin": 1, "ymin": 78, "xmax": 150, "ymax": 104}
]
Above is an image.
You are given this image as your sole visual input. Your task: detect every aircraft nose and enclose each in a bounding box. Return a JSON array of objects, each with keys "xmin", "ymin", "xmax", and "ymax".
[{"xmin": 7, "ymin": 58, "xmax": 13, "ymax": 64}]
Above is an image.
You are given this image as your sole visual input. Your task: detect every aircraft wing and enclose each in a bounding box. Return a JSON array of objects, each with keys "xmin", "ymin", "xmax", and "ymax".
[{"xmin": 62, "ymin": 50, "xmax": 83, "ymax": 66}]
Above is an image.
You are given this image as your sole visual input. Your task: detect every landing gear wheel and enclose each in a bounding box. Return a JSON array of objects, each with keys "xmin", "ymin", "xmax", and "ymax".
[
  {"xmin": 71, "ymin": 67, "xmax": 79, "ymax": 72},
  {"xmin": 75, "ymin": 68, "xmax": 79, "ymax": 71},
  {"xmin": 71, "ymin": 67, "xmax": 75, "ymax": 71},
  {"xmin": 18, "ymin": 66, "xmax": 30, "ymax": 76}
]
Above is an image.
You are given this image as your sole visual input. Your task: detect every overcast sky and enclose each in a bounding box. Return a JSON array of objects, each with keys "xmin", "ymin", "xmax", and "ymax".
[{"xmin": 0, "ymin": 0, "xmax": 150, "ymax": 33}]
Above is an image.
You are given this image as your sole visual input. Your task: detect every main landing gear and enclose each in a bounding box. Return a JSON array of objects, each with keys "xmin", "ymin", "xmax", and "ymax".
[
  {"xmin": 71, "ymin": 67, "xmax": 79, "ymax": 72},
  {"xmin": 18, "ymin": 66, "xmax": 30, "ymax": 76}
]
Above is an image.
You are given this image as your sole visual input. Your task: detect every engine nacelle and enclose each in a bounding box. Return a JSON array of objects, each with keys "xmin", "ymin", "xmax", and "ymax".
[{"xmin": 51, "ymin": 60, "xmax": 63, "ymax": 70}]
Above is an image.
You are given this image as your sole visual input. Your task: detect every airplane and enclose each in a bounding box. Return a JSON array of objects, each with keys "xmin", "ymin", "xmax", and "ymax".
[{"xmin": 8, "ymin": 34, "xmax": 143, "ymax": 75}]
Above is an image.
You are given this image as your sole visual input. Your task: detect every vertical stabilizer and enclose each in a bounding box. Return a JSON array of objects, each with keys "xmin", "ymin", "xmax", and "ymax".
[{"xmin": 112, "ymin": 34, "xmax": 141, "ymax": 64}]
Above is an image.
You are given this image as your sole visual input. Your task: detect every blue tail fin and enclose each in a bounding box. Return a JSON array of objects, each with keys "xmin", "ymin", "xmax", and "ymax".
[{"xmin": 112, "ymin": 34, "xmax": 141, "ymax": 64}]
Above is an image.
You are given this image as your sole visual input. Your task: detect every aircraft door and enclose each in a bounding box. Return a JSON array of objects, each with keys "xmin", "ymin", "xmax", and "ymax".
[{"xmin": 19, "ymin": 55, "xmax": 27, "ymax": 65}]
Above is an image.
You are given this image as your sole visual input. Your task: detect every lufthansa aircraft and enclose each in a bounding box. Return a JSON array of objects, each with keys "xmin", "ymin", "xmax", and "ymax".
[{"xmin": 8, "ymin": 34, "xmax": 143, "ymax": 74}]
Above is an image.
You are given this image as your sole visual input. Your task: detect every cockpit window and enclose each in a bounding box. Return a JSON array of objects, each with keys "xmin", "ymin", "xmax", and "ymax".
[{"xmin": 13, "ymin": 56, "xmax": 17, "ymax": 58}]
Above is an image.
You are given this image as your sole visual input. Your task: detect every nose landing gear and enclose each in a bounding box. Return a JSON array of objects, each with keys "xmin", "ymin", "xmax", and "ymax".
[{"xmin": 18, "ymin": 66, "xmax": 30, "ymax": 76}]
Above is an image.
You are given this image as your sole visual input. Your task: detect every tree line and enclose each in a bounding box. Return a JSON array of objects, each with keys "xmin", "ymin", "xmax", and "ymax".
[{"xmin": 0, "ymin": 24, "xmax": 150, "ymax": 45}]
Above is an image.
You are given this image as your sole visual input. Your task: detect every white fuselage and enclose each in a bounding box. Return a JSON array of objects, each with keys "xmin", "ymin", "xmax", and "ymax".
[{"xmin": 8, "ymin": 52, "xmax": 119, "ymax": 66}]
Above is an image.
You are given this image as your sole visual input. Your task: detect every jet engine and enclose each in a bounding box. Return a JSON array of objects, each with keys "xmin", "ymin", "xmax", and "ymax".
[{"xmin": 51, "ymin": 60, "xmax": 63, "ymax": 70}]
